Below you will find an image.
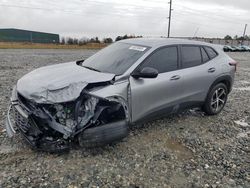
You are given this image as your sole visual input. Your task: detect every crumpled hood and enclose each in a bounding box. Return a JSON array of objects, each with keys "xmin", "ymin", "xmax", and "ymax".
[{"xmin": 17, "ymin": 62, "xmax": 115, "ymax": 104}]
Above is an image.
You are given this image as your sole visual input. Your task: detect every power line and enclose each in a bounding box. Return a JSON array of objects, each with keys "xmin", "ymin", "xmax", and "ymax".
[
  {"xmin": 0, "ymin": 3, "xmax": 165, "ymax": 20},
  {"xmin": 173, "ymin": 18, "xmax": 243, "ymax": 34},
  {"xmin": 1, "ymin": 1, "xmax": 248, "ymax": 25},
  {"xmin": 193, "ymin": 27, "xmax": 199, "ymax": 38},
  {"xmin": 173, "ymin": 4, "xmax": 250, "ymax": 25},
  {"xmin": 0, "ymin": 1, "xmax": 249, "ymax": 37},
  {"xmin": 74, "ymin": 0, "xmax": 250, "ymax": 25}
]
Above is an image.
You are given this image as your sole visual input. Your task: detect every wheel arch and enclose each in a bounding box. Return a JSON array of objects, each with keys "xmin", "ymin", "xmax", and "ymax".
[{"xmin": 209, "ymin": 75, "xmax": 233, "ymax": 94}]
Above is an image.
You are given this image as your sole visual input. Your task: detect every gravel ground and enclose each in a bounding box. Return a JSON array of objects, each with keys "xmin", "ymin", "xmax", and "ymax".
[{"xmin": 0, "ymin": 49, "xmax": 249, "ymax": 188}]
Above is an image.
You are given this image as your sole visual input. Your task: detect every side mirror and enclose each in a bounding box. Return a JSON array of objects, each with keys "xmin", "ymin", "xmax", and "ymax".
[
  {"xmin": 132, "ymin": 67, "xmax": 158, "ymax": 79},
  {"xmin": 76, "ymin": 59, "xmax": 85, "ymax": 65}
]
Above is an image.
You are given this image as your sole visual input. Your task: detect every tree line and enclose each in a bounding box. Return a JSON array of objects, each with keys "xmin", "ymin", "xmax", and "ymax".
[
  {"xmin": 224, "ymin": 35, "xmax": 250, "ymax": 40},
  {"xmin": 60, "ymin": 34, "xmax": 142, "ymax": 45}
]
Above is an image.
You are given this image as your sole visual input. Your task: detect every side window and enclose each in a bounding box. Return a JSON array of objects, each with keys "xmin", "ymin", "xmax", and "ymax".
[
  {"xmin": 204, "ymin": 46, "xmax": 217, "ymax": 59},
  {"xmin": 201, "ymin": 47, "xmax": 210, "ymax": 62},
  {"xmin": 141, "ymin": 46, "xmax": 178, "ymax": 73},
  {"xmin": 181, "ymin": 46, "xmax": 202, "ymax": 68}
]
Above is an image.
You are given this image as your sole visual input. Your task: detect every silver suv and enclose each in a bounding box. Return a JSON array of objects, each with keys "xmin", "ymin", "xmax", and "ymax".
[{"xmin": 6, "ymin": 38, "xmax": 237, "ymax": 152}]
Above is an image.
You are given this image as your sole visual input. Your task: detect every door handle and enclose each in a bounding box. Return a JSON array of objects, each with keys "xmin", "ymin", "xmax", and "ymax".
[
  {"xmin": 170, "ymin": 75, "xmax": 181, "ymax": 81},
  {"xmin": 208, "ymin": 67, "xmax": 216, "ymax": 73}
]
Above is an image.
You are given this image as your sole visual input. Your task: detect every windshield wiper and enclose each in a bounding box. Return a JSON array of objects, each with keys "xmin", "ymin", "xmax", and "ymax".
[{"xmin": 82, "ymin": 66, "xmax": 101, "ymax": 72}]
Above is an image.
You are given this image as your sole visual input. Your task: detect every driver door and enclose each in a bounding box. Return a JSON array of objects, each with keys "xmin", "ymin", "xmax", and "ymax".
[{"xmin": 129, "ymin": 46, "xmax": 184, "ymax": 123}]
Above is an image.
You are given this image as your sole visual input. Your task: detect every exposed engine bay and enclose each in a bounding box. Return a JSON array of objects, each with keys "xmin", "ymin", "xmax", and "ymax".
[{"xmin": 7, "ymin": 86, "xmax": 129, "ymax": 152}]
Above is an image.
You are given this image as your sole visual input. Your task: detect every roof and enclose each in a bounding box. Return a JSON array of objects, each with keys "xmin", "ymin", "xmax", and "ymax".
[
  {"xmin": 120, "ymin": 37, "xmax": 216, "ymax": 48},
  {"xmin": 0, "ymin": 28, "xmax": 59, "ymax": 36}
]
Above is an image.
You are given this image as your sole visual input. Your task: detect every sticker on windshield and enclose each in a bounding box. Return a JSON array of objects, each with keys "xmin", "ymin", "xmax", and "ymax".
[{"xmin": 129, "ymin": 46, "xmax": 147, "ymax": 52}]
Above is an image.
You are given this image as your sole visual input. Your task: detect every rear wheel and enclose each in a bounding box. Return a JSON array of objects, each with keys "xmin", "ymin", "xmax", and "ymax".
[{"xmin": 203, "ymin": 83, "xmax": 228, "ymax": 115}]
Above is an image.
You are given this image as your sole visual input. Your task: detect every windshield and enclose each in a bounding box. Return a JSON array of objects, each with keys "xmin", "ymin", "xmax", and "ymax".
[{"xmin": 82, "ymin": 42, "xmax": 150, "ymax": 75}]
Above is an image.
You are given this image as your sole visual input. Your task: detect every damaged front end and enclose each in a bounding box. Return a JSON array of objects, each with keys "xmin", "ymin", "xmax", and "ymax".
[{"xmin": 6, "ymin": 86, "xmax": 129, "ymax": 152}]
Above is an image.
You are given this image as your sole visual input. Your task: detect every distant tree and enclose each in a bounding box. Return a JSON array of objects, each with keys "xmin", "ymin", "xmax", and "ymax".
[
  {"xmin": 237, "ymin": 36, "xmax": 244, "ymax": 40},
  {"xmin": 95, "ymin": 37, "xmax": 100, "ymax": 43},
  {"xmin": 103, "ymin": 37, "xmax": 113, "ymax": 43},
  {"xmin": 115, "ymin": 36, "xmax": 123, "ymax": 41},
  {"xmin": 79, "ymin": 37, "xmax": 90, "ymax": 45},
  {"xmin": 224, "ymin": 35, "xmax": 232, "ymax": 40},
  {"xmin": 123, "ymin": 34, "xmax": 128, "ymax": 39},
  {"xmin": 233, "ymin": 35, "xmax": 238, "ymax": 40},
  {"xmin": 89, "ymin": 38, "xmax": 95, "ymax": 43},
  {"xmin": 61, "ymin": 37, "xmax": 65, "ymax": 44},
  {"xmin": 89, "ymin": 37, "xmax": 100, "ymax": 43},
  {"xmin": 79, "ymin": 39, "xmax": 87, "ymax": 45},
  {"xmin": 238, "ymin": 35, "xmax": 249, "ymax": 40},
  {"xmin": 79, "ymin": 40, "xmax": 86, "ymax": 46},
  {"xmin": 73, "ymin": 38, "xmax": 79, "ymax": 45},
  {"xmin": 67, "ymin": 37, "xmax": 74, "ymax": 45}
]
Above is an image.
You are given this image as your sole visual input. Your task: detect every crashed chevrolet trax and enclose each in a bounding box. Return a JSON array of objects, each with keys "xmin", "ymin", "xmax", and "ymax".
[{"xmin": 6, "ymin": 38, "xmax": 237, "ymax": 152}]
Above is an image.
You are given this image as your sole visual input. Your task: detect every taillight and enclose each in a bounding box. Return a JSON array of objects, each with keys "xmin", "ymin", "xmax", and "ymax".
[{"xmin": 229, "ymin": 61, "xmax": 238, "ymax": 72}]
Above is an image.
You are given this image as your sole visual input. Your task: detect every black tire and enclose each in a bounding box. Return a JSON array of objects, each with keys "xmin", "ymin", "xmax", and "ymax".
[
  {"xmin": 78, "ymin": 121, "xmax": 128, "ymax": 148},
  {"xmin": 203, "ymin": 83, "xmax": 228, "ymax": 115}
]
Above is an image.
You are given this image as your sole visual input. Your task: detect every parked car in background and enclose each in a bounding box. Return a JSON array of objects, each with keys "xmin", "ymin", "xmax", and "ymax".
[
  {"xmin": 223, "ymin": 45, "xmax": 235, "ymax": 52},
  {"xmin": 237, "ymin": 46, "xmax": 247, "ymax": 52},
  {"xmin": 240, "ymin": 45, "xmax": 250, "ymax": 52},
  {"xmin": 232, "ymin": 46, "xmax": 242, "ymax": 52},
  {"xmin": 6, "ymin": 38, "xmax": 237, "ymax": 152}
]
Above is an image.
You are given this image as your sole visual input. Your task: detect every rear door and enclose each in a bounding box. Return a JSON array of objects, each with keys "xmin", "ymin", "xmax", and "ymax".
[
  {"xmin": 179, "ymin": 45, "xmax": 219, "ymax": 103},
  {"xmin": 129, "ymin": 46, "xmax": 184, "ymax": 122}
]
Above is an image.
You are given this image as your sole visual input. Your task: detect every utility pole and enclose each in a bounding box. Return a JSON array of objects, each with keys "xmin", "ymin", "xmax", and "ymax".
[
  {"xmin": 193, "ymin": 27, "xmax": 200, "ymax": 38},
  {"xmin": 242, "ymin": 24, "xmax": 247, "ymax": 45},
  {"xmin": 243, "ymin": 24, "xmax": 248, "ymax": 38},
  {"xmin": 167, "ymin": 0, "xmax": 173, "ymax": 38}
]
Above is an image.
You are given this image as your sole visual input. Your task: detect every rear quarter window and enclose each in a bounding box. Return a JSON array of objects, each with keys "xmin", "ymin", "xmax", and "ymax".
[
  {"xmin": 201, "ymin": 47, "xmax": 210, "ymax": 62},
  {"xmin": 204, "ymin": 46, "xmax": 218, "ymax": 59}
]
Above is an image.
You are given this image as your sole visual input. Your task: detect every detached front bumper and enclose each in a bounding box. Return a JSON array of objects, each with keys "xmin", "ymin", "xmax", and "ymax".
[
  {"xmin": 5, "ymin": 86, "xmax": 70, "ymax": 152},
  {"xmin": 5, "ymin": 104, "xmax": 28, "ymax": 138},
  {"xmin": 6, "ymin": 105, "xmax": 16, "ymax": 138},
  {"xmin": 5, "ymin": 85, "xmax": 21, "ymax": 138}
]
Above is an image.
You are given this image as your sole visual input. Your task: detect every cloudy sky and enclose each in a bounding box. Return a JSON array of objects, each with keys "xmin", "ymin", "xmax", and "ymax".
[{"xmin": 0, "ymin": 0, "xmax": 249, "ymax": 39}]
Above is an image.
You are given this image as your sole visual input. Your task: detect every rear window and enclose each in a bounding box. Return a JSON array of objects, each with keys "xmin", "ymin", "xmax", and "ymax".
[
  {"xmin": 181, "ymin": 46, "xmax": 202, "ymax": 68},
  {"xmin": 204, "ymin": 47, "xmax": 217, "ymax": 59}
]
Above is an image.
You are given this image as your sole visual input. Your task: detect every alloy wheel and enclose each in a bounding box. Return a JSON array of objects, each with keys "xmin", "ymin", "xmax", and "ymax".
[{"xmin": 210, "ymin": 87, "xmax": 227, "ymax": 113}]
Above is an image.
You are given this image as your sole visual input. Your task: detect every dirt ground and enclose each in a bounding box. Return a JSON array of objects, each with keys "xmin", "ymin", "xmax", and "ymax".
[
  {"xmin": 0, "ymin": 49, "xmax": 249, "ymax": 188},
  {"xmin": 0, "ymin": 42, "xmax": 106, "ymax": 49}
]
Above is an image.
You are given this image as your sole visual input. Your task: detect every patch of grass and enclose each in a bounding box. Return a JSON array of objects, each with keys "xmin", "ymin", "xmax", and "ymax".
[{"xmin": 0, "ymin": 42, "xmax": 107, "ymax": 49}]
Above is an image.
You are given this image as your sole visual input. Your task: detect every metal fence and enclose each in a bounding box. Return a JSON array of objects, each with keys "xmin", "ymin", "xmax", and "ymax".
[{"xmin": 188, "ymin": 37, "xmax": 250, "ymax": 46}]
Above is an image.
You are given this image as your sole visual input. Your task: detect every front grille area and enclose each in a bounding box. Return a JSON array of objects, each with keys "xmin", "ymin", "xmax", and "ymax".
[{"xmin": 12, "ymin": 105, "xmax": 30, "ymax": 133}]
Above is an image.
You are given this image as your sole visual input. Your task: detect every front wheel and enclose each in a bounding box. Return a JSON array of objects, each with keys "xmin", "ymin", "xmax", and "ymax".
[{"xmin": 203, "ymin": 83, "xmax": 228, "ymax": 115}]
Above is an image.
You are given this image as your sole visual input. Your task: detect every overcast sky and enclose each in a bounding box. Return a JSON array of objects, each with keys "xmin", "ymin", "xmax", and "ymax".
[{"xmin": 0, "ymin": 0, "xmax": 249, "ymax": 39}]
